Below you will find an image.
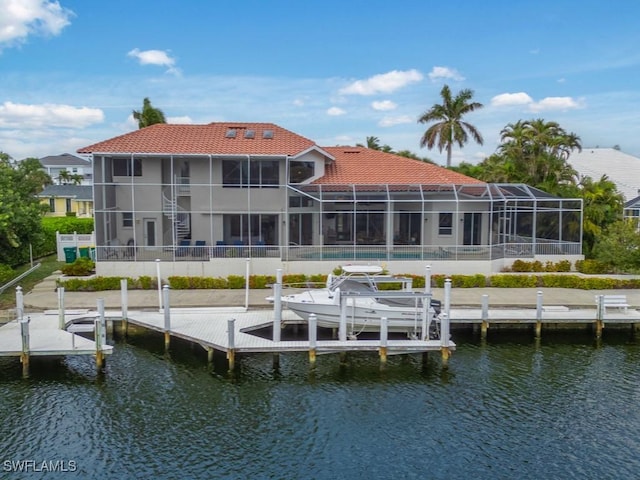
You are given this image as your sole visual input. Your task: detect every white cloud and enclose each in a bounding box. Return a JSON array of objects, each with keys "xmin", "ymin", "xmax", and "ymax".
[
  {"xmin": 0, "ymin": 0, "xmax": 73, "ymax": 50},
  {"xmin": 339, "ymin": 69, "xmax": 423, "ymax": 95},
  {"xmin": 491, "ymin": 92, "xmax": 584, "ymax": 113},
  {"xmin": 378, "ymin": 115, "xmax": 413, "ymax": 127},
  {"xmin": 371, "ymin": 100, "xmax": 397, "ymax": 111},
  {"xmin": 0, "ymin": 101, "xmax": 104, "ymax": 128},
  {"xmin": 490, "ymin": 92, "xmax": 534, "ymax": 107},
  {"xmin": 327, "ymin": 106, "xmax": 346, "ymax": 116},
  {"xmin": 428, "ymin": 66, "xmax": 464, "ymax": 82},
  {"xmin": 127, "ymin": 48, "xmax": 180, "ymax": 75},
  {"xmin": 529, "ymin": 96, "xmax": 584, "ymax": 112}
]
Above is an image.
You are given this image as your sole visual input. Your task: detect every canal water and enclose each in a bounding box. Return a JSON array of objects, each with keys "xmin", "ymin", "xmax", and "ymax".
[{"xmin": 1, "ymin": 331, "xmax": 640, "ymax": 480}]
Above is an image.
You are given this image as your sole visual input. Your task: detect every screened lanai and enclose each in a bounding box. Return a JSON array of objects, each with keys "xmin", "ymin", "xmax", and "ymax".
[{"xmin": 284, "ymin": 182, "xmax": 582, "ymax": 262}]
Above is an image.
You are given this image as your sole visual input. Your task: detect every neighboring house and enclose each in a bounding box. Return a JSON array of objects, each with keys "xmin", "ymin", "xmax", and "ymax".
[
  {"xmin": 77, "ymin": 122, "xmax": 583, "ymax": 278},
  {"xmin": 39, "ymin": 153, "xmax": 93, "ymax": 185},
  {"xmin": 37, "ymin": 185, "xmax": 93, "ymax": 218},
  {"xmin": 624, "ymin": 194, "xmax": 640, "ymax": 229},
  {"xmin": 569, "ymin": 148, "xmax": 640, "ymax": 222}
]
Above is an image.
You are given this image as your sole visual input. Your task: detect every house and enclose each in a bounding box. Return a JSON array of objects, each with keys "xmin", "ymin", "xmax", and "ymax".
[
  {"xmin": 624, "ymin": 194, "xmax": 640, "ymax": 229},
  {"xmin": 77, "ymin": 122, "xmax": 583, "ymax": 278},
  {"xmin": 39, "ymin": 153, "xmax": 92, "ymax": 185},
  {"xmin": 37, "ymin": 184, "xmax": 93, "ymax": 217},
  {"xmin": 568, "ymin": 148, "xmax": 640, "ymax": 222}
]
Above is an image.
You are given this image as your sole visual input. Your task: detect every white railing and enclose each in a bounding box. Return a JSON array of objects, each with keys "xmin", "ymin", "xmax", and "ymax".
[{"xmin": 94, "ymin": 241, "xmax": 581, "ymax": 262}]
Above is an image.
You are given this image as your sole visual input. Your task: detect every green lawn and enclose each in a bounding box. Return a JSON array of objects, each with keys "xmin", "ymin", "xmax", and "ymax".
[{"xmin": 0, "ymin": 255, "xmax": 64, "ymax": 310}]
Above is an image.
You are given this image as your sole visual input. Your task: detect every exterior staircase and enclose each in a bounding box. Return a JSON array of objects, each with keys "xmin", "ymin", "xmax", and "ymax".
[{"xmin": 162, "ymin": 187, "xmax": 190, "ymax": 244}]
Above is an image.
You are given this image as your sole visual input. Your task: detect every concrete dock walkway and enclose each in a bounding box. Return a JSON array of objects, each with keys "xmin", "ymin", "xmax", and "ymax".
[{"xmin": 17, "ymin": 273, "xmax": 640, "ymax": 312}]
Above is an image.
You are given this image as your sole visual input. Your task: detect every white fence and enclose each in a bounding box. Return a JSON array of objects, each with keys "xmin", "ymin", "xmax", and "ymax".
[{"xmin": 56, "ymin": 231, "xmax": 95, "ymax": 262}]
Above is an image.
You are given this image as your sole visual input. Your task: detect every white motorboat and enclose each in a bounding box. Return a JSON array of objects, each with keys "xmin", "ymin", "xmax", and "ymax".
[{"xmin": 281, "ymin": 265, "xmax": 441, "ymax": 338}]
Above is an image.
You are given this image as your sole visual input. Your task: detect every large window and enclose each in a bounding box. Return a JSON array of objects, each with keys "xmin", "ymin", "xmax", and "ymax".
[
  {"xmin": 222, "ymin": 159, "xmax": 279, "ymax": 187},
  {"xmin": 355, "ymin": 210, "xmax": 385, "ymax": 245},
  {"xmin": 396, "ymin": 212, "xmax": 421, "ymax": 245},
  {"xmin": 113, "ymin": 158, "xmax": 142, "ymax": 176},
  {"xmin": 224, "ymin": 214, "xmax": 278, "ymax": 244},
  {"xmin": 289, "ymin": 160, "xmax": 315, "ymax": 183},
  {"xmin": 289, "ymin": 213, "xmax": 313, "ymax": 245}
]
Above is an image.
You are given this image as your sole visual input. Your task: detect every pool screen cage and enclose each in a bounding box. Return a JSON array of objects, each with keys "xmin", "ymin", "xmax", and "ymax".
[{"xmin": 283, "ymin": 182, "xmax": 582, "ymax": 261}]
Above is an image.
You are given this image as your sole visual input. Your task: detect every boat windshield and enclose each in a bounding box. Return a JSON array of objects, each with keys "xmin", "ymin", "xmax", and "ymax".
[{"xmin": 335, "ymin": 279, "xmax": 376, "ymax": 294}]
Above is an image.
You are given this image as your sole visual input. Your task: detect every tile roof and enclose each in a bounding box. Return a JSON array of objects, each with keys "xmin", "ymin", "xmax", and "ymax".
[
  {"xmin": 77, "ymin": 122, "xmax": 318, "ymax": 156},
  {"xmin": 77, "ymin": 123, "xmax": 482, "ymax": 185},
  {"xmin": 37, "ymin": 185, "xmax": 93, "ymax": 200},
  {"xmin": 317, "ymin": 147, "xmax": 483, "ymax": 185}
]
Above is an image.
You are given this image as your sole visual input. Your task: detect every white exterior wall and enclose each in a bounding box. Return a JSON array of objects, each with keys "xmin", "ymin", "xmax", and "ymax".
[{"xmin": 96, "ymin": 254, "xmax": 584, "ymax": 279}]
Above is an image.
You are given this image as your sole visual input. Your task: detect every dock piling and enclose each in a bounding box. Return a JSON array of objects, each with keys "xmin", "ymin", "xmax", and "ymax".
[
  {"xmin": 535, "ymin": 291, "xmax": 543, "ymax": 338},
  {"xmin": 94, "ymin": 318, "xmax": 104, "ymax": 370},
  {"xmin": 273, "ymin": 269, "xmax": 282, "ymax": 342},
  {"xmin": 424, "ymin": 265, "xmax": 432, "ymax": 295},
  {"xmin": 308, "ymin": 313, "xmax": 317, "ymax": 367},
  {"xmin": 596, "ymin": 295, "xmax": 605, "ymax": 338},
  {"xmin": 481, "ymin": 295, "xmax": 489, "ymax": 340},
  {"xmin": 163, "ymin": 285, "xmax": 171, "ymax": 351},
  {"xmin": 440, "ymin": 312, "xmax": 451, "ymax": 367},
  {"xmin": 57, "ymin": 286, "xmax": 65, "ymax": 330},
  {"xmin": 97, "ymin": 298, "xmax": 106, "ymax": 346},
  {"xmin": 20, "ymin": 317, "xmax": 30, "ymax": 378},
  {"xmin": 337, "ymin": 288, "xmax": 347, "ymax": 342},
  {"xmin": 444, "ymin": 278, "xmax": 451, "ymax": 321},
  {"xmin": 120, "ymin": 278, "xmax": 128, "ymax": 336},
  {"xmin": 380, "ymin": 316, "xmax": 388, "ymax": 366},
  {"xmin": 227, "ymin": 318, "xmax": 236, "ymax": 371},
  {"xmin": 15, "ymin": 286, "xmax": 23, "ymax": 321}
]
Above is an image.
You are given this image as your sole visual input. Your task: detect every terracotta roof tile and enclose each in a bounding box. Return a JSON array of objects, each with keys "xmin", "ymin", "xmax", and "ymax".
[
  {"xmin": 317, "ymin": 147, "xmax": 483, "ymax": 185},
  {"xmin": 77, "ymin": 122, "xmax": 316, "ymax": 156},
  {"xmin": 78, "ymin": 123, "xmax": 483, "ymax": 186}
]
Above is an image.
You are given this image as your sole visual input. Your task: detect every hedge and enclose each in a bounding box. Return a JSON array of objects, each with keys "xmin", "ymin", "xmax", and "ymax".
[{"xmin": 57, "ymin": 272, "xmax": 640, "ymax": 291}]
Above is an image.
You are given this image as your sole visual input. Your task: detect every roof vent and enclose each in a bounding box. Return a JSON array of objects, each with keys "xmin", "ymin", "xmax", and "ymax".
[
  {"xmin": 225, "ymin": 128, "xmax": 237, "ymax": 138},
  {"xmin": 244, "ymin": 129, "xmax": 255, "ymax": 139},
  {"xmin": 263, "ymin": 129, "xmax": 274, "ymax": 139}
]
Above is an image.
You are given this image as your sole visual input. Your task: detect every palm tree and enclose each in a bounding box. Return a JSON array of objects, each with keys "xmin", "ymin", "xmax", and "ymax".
[
  {"xmin": 132, "ymin": 97, "xmax": 166, "ymax": 129},
  {"xmin": 498, "ymin": 119, "xmax": 581, "ymax": 186},
  {"xmin": 57, "ymin": 169, "xmax": 71, "ymax": 185},
  {"xmin": 418, "ymin": 84, "xmax": 484, "ymax": 167}
]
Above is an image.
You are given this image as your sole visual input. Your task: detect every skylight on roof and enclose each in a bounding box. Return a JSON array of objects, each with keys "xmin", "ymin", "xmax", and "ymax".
[
  {"xmin": 263, "ymin": 129, "xmax": 273, "ymax": 139},
  {"xmin": 245, "ymin": 129, "xmax": 255, "ymax": 139},
  {"xmin": 225, "ymin": 128, "xmax": 237, "ymax": 138}
]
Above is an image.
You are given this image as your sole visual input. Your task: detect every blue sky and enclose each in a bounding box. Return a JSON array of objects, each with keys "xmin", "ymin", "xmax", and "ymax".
[{"xmin": 1, "ymin": 0, "xmax": 639, "ymax": 165}]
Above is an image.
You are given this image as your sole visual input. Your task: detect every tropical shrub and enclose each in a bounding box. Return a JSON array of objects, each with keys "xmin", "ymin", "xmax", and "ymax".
[
  {"xmin": 575, "ymin": 259, "xmax": 609, "ymax": 275},
  {"xmin": 489, "ymin": 274, "xmax": 537, "ymax": 288},
  {"xmin": 226, "ymin": 275, "xmax": 246, "ymax": 289},
  {"xmin": 0, "ymin": 264, "xmax": 14, "ymax": 284},
  {"xmin": 60, "ymin": 257, "xmax": 95, "ymax": 276}
]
